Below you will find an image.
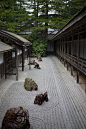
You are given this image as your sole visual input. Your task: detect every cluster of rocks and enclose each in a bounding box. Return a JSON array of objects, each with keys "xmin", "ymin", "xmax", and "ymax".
[
  {"xmin": 28, "ymin": 60, "xmax": 41, "ymax": 69},
  {"xmin": 1, "ymin": 54, "xmax": 48, "ymax": 129},
  {"xmin": 28, "ymin": 53, "xmax": 42, "ymax": 69}
]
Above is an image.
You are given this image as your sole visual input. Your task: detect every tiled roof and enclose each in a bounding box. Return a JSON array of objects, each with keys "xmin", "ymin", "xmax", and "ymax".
[{"xmin": 0, "ymin": 41, "xmax": 13, "ymax": 52}]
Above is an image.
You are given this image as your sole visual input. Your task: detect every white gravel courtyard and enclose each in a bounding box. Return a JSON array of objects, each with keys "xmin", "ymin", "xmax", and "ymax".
[{"xmin": 0, "ymin": 55, "xmax": 86, "ymax": 129}]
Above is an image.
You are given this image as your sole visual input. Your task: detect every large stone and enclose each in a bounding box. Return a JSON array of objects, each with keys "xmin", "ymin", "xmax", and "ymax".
[
  {"xmin": 24, "ymin": 78, "xmax": 38, "ymax": 91},
  {"xmin": 1, "ymin": 107, "xmax": 30, "ymax": 129},
  {"xmin": 34, "ymin": 92, "xmax": 48, "ymax": 105},
  {"xmin": 37, "ymin": 53, "xmax": 42, "ymax": 61}
]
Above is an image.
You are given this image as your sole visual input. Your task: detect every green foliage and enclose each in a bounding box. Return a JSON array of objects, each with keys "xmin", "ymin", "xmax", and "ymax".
[
  {"xmin": 27, "ymin": 32, "xmax": 47, "ymax": 57},
  {"xmin": 0, "ymin": 0, "xmax": 30, "ymax": 33},
  {"xmin": 0, "ymin": 0, "xmax": 86, "ymax": 36}
]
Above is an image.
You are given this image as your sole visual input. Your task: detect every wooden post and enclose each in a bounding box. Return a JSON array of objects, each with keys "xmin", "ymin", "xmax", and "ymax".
[
  {"xmin": 71, "ymin": 35, "xmax": 74, "ymax": 76},
  {"xmin": 29, "ymin": 45, "xmax": 31, "ymax": 70},
  {"xmin": 15, "ymin": 47, "xmax": 18, "ymax": 81},
  {"xmin": 64, "ymin": 38, "xmax": 66, "ymax": 66},
  {"xmin": 67, "ymin": 63, "xmax": 69, "ymax": 71},
  {"xmin": 60, "ymin": 39, "xmax": 61, "ymax": 61},
  {"xmin": 77, "ymin": 34, "xmax": 80, "ymax": 83},
  {"xmin": 71, "ymin": 66, "xmax": 73, "ymax": 76},
  {"xmin": 4, "ymin": 53, "xmax": 7, "ymax": 79},
  {"xmin": 22, "ymin": 46, "xmax": 25, "ymax": 71},
  {"xmin": 77, "ymin": 70, "xmax": 79, "ymax": 83}
]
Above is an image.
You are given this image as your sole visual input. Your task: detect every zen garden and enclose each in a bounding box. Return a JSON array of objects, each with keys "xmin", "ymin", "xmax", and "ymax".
[{"xmin": 0, "ymin": 0, "xmax": 86, "ymax": 129}]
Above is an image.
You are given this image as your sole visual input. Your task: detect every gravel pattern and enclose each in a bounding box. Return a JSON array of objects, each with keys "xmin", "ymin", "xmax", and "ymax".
[{"xmin": 0, "ymin": 55, "xmax": 86, "ymax": 129}]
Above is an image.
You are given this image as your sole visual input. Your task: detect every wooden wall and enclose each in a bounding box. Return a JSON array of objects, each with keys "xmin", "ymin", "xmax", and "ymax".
[{"xmin": 0, "ymin": 50, "xmax": 28, "ymax": 82}]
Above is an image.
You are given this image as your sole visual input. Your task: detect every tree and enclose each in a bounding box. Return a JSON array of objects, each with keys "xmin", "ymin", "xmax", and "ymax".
[{"xmin": 0, "ymin": 0, "xmax": 29, "ymax": 33}]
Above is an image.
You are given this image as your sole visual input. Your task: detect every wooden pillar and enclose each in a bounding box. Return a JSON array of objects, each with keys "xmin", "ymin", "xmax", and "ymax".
[
  {"xmin": 71, "ymin": 66, "xmax": 73, "ymax": 76},
  {"xmin": 3, "ymin": 53, "xmax": 6, "ymax": 79},
  {"xmin": 62, "ymin": 38, "xmax": 64, "ymax": 63},
  {"xmin": 15, "ymin": 47, "xmax": 18, "ymax": 81},
  {"xmin": 64, "ymin": 38, "xmax": 66, "ymax": 66},
  {"xmin": 67, "ymin": 63, "xmax": 69, "ymax": 71},
  {"xmin": 29, "ymin": 45, "xmax": 31, "ymax": 70},
  {"xmin": 22, "ymin": 46, "xmax": 25, "ymax": 71},
  {"xmin": 71, "ymin": 35, "xmax": 74, "ymax": 76},
  {"xmin": 67, "ymin": 37, "xmax": 69, "ymax": 54},
  {"xmin": 77, "ymin": 70, "xmax": 79, "ymax": 83},
  {"xmin": 66, "ymin": 37, "xmax": 69, "ymax": 71},
  {"xmin": 60, "ymin": 39, "xmax": 61, "ymax": 61},
  {"xmin": 77, "ymin": 34, "xmax": 80, "ymax": 83}
]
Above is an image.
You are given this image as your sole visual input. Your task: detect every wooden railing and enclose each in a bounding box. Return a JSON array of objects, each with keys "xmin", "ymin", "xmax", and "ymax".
[{"xmin": 57, "ymin": 52, "xmax": 86, "ymax": 75}]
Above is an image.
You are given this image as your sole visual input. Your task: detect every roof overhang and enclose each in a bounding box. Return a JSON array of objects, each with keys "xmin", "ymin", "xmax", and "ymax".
[
  {"xmin": 0, "ymin": 30, "xmax": 32, "ymax": 46},
  {"xmin": 51, "ymin": 6, "xmax": 86, "ymax": 41}
]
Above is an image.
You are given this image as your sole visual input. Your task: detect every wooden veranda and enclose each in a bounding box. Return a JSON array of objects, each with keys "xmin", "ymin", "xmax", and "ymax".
[
  {"xmin": 51, "ymin": 6, "xmax": 86, "ymax": 84},
  {"xmin": 0, "ymin": 30, "xmax": 31, "ymax": 81}
]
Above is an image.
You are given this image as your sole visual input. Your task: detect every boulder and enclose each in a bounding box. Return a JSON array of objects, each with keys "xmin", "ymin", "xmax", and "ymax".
[
  {"xmin": 34, "ymin": 92, "xmax": 48, "ymax": 105},
  {"xmin": 24, "ymin": 78, "xmax": 38, "ymax": 91},
  {"xmin": 1, "ymin": 107, "xmax": 30, "ymax": 129}
]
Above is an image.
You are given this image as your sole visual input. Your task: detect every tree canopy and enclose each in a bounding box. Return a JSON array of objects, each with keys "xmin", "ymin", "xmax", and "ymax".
[
  {"xmin": 0, "ymin": 0, "xmax": 86, "ymax": 57},
  {"xmin": 0, "ymin": 0, "xmax": 86, "ymax": 35}
]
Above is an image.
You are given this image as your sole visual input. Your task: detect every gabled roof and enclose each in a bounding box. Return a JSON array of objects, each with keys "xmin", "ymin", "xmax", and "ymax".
[
  {"xmin": 0, "ymin": 30, "xmax": 32, "ymax": 46},
  {"xmin": 0, "ymin": 41, "xmax": 14, "ymax": 53}
]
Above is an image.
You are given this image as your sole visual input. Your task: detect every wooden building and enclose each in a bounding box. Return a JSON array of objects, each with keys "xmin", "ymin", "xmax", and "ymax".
[
  {"xmin": 0, "ymin": 30, "xmax": 31, "ymax": 81},
  {"xmin": 0, "ymin": 41, "xmax": 14, "ymax": 81},
  {"xmin": 51, "ymin": 6, "xmax": 86, "ymax": 83}
]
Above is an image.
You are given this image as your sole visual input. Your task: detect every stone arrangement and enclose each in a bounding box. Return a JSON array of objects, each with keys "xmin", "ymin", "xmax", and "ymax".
[
  {"xmin": 28, "ymin": 59, "xmax": 41, "ymax": 69},
  {"xmin": 24, "ymin": 78, "xmax": 38, "ymax": 91},
  {"xmin": 34, "ymin": 62, "xmax": 41, "ymax": 69},
  {"xmin": 1, "ymin": 107, "xmax": 30, "ymax": 129},
  {"xmin": 37, "ymin": 53, "xmax": 42, "ymax": 61},
  {"xmin": 28, "ymin": 60, "xmax": 35, "ymax": 65},
  {"xmin": 34, "ymin": 92, "xmax": 48, "ymax": 105}
]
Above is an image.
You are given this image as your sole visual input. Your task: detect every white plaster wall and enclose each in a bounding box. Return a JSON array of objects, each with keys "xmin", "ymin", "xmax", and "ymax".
[
  {"xmin": 17, "ymin": 49, "xmax": 20, "ymax": 55},
  {"xmin": 0, "ymin": 53, "xmax": 3, "ymax": 63},
  {"xmin": 20, "ymin": 50, "xmax": 22, "ymax": 54},
  {"xmin": 25, "ymin": 48, "xmax": 27, "ymax": 51},
  {"xmin": 12, "ymin": 49, "xmax": 22, "ymax": 57},
  {"xmin": 12, "ymin": 52, "xmax": 15, "ymax": 57}
]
